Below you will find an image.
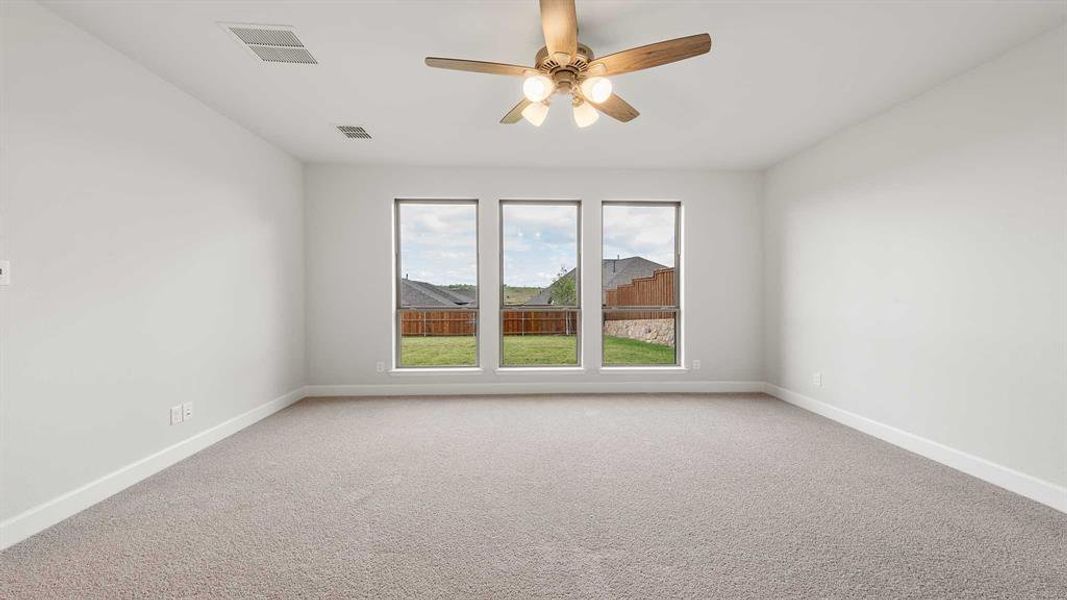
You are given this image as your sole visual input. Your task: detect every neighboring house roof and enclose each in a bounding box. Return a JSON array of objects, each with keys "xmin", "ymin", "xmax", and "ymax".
[
  {"xmin": 525, "ymin": 257, "xmax": 669, "ymax": 305},
  {"xmin": 602, "ymin": 256, "xmax": 669, "ymax": 291},
  {"xmin": 401, "ymin": 279, "xmax": 476, "ymax": 307}
]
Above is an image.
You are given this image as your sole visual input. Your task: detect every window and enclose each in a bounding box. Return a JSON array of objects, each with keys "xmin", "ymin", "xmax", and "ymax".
[
  {"xmin": 601, "ymin": 202, "xmax": 680, "ymax": 366},
  {"xmin": 395, "ymin": 200, "xmax": 478, "ymax": 368},
  {"xmin": 500, "ymin": 201, "xmax": 580, "ymax": 367}
]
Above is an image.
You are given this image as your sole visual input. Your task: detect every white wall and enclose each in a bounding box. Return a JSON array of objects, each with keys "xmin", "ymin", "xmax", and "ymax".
[
  {"xmin": 0, "ymin": 0, "xmax": 306, "ymax": 535},
  {"xmin": 305, "ymin": 165, "xmax": 763, "ymax": 393},
  {"xmin": 763, "ymin": 26, "xmax": 1066, "ymax": 491},
  {"xmin": 4, "ymin": 0, "xmax": 1060, "ymax": 550}
]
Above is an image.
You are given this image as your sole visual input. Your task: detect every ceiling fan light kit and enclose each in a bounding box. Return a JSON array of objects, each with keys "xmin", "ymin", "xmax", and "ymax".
[
  {"xmin": 572, "ymin": 99, "xmax": 599, "ymax": 128},
  {"xmin": 425, "ymin": 0, "xmax": 712, "ymax": 128},
  {"xmin": 579, "ymin": 76, "xmax": 613, "ymax": 104},
  {"xmin": 521, "ymin": 101, "xmax": 550, "ymax": 127},
  {"xmin": 523, "ymin": 75, "xmax": 555, "ymax": 103}
]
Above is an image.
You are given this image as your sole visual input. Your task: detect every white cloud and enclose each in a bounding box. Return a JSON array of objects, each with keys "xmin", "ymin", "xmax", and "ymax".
[
  {"xmin": 399, "ymin": 203, "xmax": 477, "ymax": 285},
  {"xmin": 397, "ymin": 203, "xmax": 676, "ymax": 289},
  {"xmin": 602, "ymin": 205, "xmax": 676, "ymax": 267},
  {"xmin": 502, "ymin": 204, "xmax": 578, "ymax": 287}
]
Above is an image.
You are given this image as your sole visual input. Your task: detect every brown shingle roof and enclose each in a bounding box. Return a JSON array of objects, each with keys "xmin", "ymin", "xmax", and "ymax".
[{"xmin": 400, "ymin": 279, "xmax": 476, "ymax": 307}]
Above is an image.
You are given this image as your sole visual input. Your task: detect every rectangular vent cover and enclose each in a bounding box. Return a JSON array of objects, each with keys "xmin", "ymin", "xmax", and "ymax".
[
  {"xmin": 223, "ymin": 24, "xmax": 317, "ymax": 64},
  {"xmin": 337, "ymin": 126, "xmax": 372, "ymax": 140}
]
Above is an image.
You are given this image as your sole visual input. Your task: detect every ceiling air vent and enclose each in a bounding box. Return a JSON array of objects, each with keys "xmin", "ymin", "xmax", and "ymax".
[
  {"xmin": 222, "ymin": 23, "xmax": 317, "ymax": 65},
  {"xmin": 337, "ymin": 126, "xmax": 372, "ymax": 140}
]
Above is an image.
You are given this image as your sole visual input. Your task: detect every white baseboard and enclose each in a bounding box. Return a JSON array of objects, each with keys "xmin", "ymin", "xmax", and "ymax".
[
  {"xmin": 305, "ymin": 380, "xmax": 765, "ymax": 397},
  {"xmin": 763, "ymin": 383, "xmax": 1066, "ymax": 514},
  {"xmin": 0, "ymin": 386, "xmax": 308, "ymax": 550}
]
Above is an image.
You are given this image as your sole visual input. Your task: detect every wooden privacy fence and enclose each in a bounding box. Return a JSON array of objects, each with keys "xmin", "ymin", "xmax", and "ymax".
[
  {"xmin": 401, "ymin": 310, "xmax": 578, "ymax": 336},
  {"xmin": 502, "ymin": 310, "xmax": 578, "ymax": 336},
  {"xmin": 400, "ymin": 311, "xmax": 477, "ymax": 336},
  {"xmin": 604, "ymin": 268, "xmax": 675, "ymax": 308}
]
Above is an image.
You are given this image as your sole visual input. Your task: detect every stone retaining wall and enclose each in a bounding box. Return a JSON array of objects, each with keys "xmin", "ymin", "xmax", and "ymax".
[{"xmin": 602, "ymin": 318, "xmax": 674, "ymax": 346}]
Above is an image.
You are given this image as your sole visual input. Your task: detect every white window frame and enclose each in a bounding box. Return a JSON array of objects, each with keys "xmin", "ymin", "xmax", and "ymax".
[
  {"xmin": 393, "ymin": 198, "xmax": 480, "ymax": 370},
  {"xmin": 600, "ymin": 200, "xmax": 682, "ymax": 368},
  {"xmin": 498, "ymin": 199, "xmax": 582, "ymax": 369}
]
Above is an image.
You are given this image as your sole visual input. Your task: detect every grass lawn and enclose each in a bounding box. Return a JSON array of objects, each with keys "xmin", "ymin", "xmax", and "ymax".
[
  {"xmin": 399, "ymin": 335, "xmax": 477, "ymax": 367},
  {"xmin": 399, "ymin": 335, "xmax": 675, "ymax": 367},
  {"xmin": 602, "ymin": 335, "xmax": 676, "ymax": 365},
  {"xmin": 502, "ymin": 335, "xmax": 577, "ymax": 366}
]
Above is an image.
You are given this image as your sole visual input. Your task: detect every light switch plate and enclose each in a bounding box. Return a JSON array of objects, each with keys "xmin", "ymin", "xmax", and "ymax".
[{"xmin": 0, "ymin": 260, "xmax": 9, "ymax": 286}]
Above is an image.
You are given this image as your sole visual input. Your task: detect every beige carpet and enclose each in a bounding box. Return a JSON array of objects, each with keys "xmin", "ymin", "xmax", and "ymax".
[{"xmin": 2, "ymin": 393, "xmax": 1065, "ymax": 598}]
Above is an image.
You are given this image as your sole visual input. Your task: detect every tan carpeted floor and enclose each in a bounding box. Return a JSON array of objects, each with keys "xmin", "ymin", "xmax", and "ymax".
[{"xmin": 1, "ymin": 393, "xmax": 1065, "ymax": 598}]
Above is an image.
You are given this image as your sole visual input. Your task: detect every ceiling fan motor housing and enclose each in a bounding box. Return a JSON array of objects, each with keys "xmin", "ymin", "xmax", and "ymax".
[{"xmin": 535, "ymin": 43, "xmax": 594, "ymax": 95}]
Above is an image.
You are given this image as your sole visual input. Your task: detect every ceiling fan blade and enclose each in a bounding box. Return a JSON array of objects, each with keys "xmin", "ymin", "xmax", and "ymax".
[
  {"xmin": 425, "ymin": 57, "xmax": 536, "ymax": 77},
  {"xmin": 594, "ymin": 94, "xmax": 639, "ymax": 122},
  {"xmin": 587, "ymin": 33, "xmax": 712, "ymax": 76},
  {"xmin": 501, "ymin": 99, "xmax": 532, "ymax": 124},
  {"xmin": 540, "ymin": 0, "xmax": 578, "ymax": 64}
]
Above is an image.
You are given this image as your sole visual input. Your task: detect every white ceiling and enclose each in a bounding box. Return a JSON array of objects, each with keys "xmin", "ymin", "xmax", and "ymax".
[{"xmin": 43, "ymin": 1, "xmax": 1065, "ymax": 170}]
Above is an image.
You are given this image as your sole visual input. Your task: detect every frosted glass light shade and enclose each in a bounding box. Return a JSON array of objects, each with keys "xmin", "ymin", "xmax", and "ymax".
[
  {"xmin": 572, "ymin": 100, "xmax": 599, "ymax": 128},
  {"xmin": 579, "ymin": 77, "xmax": 612, "ymax": 103},
  {"xmin": 521, "ymin": 101, "xmax": 549, "ymax": 126},
  {"xmin": 522, "ymin": 75, "xmax": 554, "ymax": 102}
]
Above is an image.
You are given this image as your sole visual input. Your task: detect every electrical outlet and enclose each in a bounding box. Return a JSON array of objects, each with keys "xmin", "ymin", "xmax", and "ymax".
[
  {"xmin": 182, "ymin": 402, "xmax": 194, "ymax": 420},
  {"xmin": 692, "ymin": 359, "xmax": 701, "ymax": 370},
  {"xmin": 376, "ymin": 361, "xmax": 385, "ymax": 373},
  {"xmin": 0, "ymin": 260, "xmax": 9, "ymax": 286},
  {"xmin": 170, "ymin": 405, "xmax": 184, "ymax": 425},
  {"xmin": 813, "ymin": 372, "xmax": 823, "ymax": 387}
]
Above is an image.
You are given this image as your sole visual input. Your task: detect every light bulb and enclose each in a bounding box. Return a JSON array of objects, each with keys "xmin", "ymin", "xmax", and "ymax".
[
  {"xmin": 521, "ymin": 101, "xmax": 549, "ymax": 127},
  {"xmin": 579, "ymin": 77, "xmax": 613, "ymax": 104},
  {"xmin": 522, "ymin": 75, "xmax": 554, "ymax": 102},
  {"xmin": 572, "ymin": 100, "xmax": 599, "ymax": 128}
]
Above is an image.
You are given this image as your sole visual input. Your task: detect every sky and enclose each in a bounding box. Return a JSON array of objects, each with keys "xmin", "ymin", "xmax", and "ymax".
[
  {"xmin": 398, "ymin": 202, "xmax": 676, "ymax": 288},
  {"xmin": 602, "ymin": 205, "xmax": 676, "ymax": 268},
  {"xmin": 502, "ymin": 204, "xmax": 577, "ymax": 288},
  {"xmin": 398, "ymin": 203, "xmax": 478, "ymax": 286}
]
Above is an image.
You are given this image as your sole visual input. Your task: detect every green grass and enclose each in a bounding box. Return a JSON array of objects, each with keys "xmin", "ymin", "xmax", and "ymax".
[
  {"xmin": 443, "ymin": 283, "xmax": 476, "ymax": 298},
  {"xmin": 503, "ymin": 286, "xmax": 542, "ymax": 304},
  {"xmin": 399, "ymin": 336, "xmax": 477, "ymax": 367},
  {"xmin": 502, "ymin": 335, "xmax": 578, "ymax": 366},
  {"xmin": 399, "ymin": 335, "xmax": 674, "ymax": 367},
  {"xmin": 602, "ymin": 336, "xmax": 676, "ymax": 365}
]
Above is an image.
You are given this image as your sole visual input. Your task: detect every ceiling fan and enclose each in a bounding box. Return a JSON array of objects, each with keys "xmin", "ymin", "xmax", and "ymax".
[{"xmin": 425, "ymin": 0, "xmax": 712, "ymax": 128}]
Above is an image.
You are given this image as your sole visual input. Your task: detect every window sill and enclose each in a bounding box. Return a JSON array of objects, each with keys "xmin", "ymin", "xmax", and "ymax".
[
  {"xmin": 598, "ymin": 366, "xmax": 688, "ymax": 373},
  {"xmin": 389, "ymin": 367, "xmax": 483, "ymax": 376},
  {"xmin": 494, "ymin": 366, "xmax": 586, "ymax": 374}
]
